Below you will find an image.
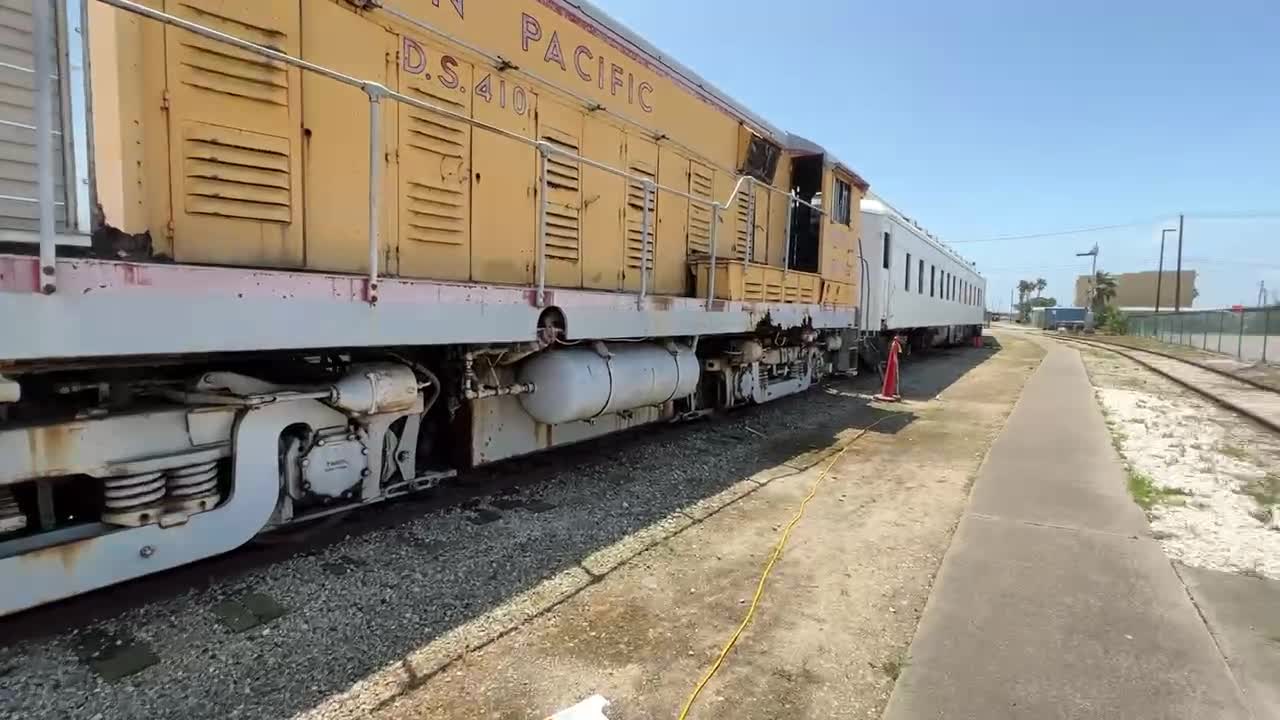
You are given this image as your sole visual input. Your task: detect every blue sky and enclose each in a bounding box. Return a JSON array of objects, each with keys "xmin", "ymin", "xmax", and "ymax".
[{"xmin": 590, "ymin": 0, "xmax": 1280, "ymax": 309}]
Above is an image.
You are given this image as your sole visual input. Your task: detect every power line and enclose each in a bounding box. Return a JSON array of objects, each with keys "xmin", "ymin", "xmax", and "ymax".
[
  {"xmin": 950, "ymin": 210, "xmax": 1280, "ymax": 245},
  {"xmin": 1183, "ymin": 257, "xmax": 1280, "ymax": 270},
  {"xmin": 1190, "ymin": 210, "xmax": 1280, "ymax": 221},
  {"xmin": 979, "ymin": 262, "xmax": 1094, "ymax": 272},
  {"xmin": 950, "ymin": 221, "xmax": 1154, "ymax": 244}
]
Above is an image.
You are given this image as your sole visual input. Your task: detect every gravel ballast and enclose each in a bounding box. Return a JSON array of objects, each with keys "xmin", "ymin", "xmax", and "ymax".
[
  {"xmin": 0, "ymin": 335, "xmax": 1043, "ymax": 720},
  {"xmin": 1080, "ymin": 346, "xmax": 1280, "ymax": 579}
]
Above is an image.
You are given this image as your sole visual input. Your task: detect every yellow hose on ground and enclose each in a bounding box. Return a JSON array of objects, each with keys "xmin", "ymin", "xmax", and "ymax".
[{"xmin": 677, "ymin": 414, "xmax": 895, "ymax": 719}]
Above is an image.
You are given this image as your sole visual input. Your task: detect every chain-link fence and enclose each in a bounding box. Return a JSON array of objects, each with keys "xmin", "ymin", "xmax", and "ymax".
[{"xmin": 1128, "ymin": 308, "xmax": 1277, "ymax": 364}]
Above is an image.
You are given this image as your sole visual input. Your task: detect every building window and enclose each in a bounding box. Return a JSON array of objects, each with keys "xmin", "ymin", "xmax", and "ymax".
[
  {"xmin": 905, "ymin": 252, "xmax": 912, "ymax": 290},
  {"xmin": 834, "ymin": 178, "xmax": 852, "ymax": 225},
  {"xmin": 881, "ymin": 230, "xmax": 891, "ymax": 269},
  {"xmin": 930, "ymin": 266, "xmax": 936, "ymax": 297},
  {"xmin": 918, "ymin": 259, "xmax": 924, "ymax": 294}
]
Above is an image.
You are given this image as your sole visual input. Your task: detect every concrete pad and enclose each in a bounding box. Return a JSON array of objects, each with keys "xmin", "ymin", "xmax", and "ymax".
[
  {"xmin": 968, "ymin": 346, "xmax": 1149, "ymax": 537},
  {"xmin": 1178, "ymin": 564, "xmax": 1280, "ymax": 719},
  {"xmin": 884, "ymin": 340, "xmax": 1250, "ymax": 720},
  {"xmin": 887, "ymin": 516, "xmax": 1247, "ymax": 719}
]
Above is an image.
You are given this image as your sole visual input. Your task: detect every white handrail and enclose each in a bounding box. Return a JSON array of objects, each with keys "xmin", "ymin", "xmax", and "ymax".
[
  {"xmin": 378, "ymin": 2, "xmax": 792, "ymax": 191},
  {"xmin": 364, "ymin": 88, "xmax": 383, "ymax": 304},
  {"xmin": 638, "ymin": 179, "xmax": 653, "ymax": 307},
  {"xmin": 35, "ymin": 0, "xmax": 56, "ymax": 294},
  {"xmin": 94, "ymin": 0, "xmax": 828, "ymax": 309},
  {"xmin": 535, "ymin": 142, "xmax": 550, "ymax": 307}
]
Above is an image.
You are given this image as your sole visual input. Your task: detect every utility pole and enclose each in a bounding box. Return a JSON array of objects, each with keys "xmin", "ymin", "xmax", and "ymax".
[
  {"xmin": 1260, "ymin": 281, "xmax": 1267, "ymax": 308},
  {"xmin": 1156, "ymin": 228, "xmax": 1175, "ymax": 313},
  {"xmin": 1173, "ymin": 213, "xmax": 1184, "ymax": 311},
  {"xmin": 1076, "ymin": 244, "xmax": 1099, "ymax": 308}
]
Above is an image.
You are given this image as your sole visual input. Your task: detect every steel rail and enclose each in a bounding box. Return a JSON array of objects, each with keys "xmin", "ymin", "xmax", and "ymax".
[
  {"xmin": 1059, "ymin": 334, "xmax": 1279, "ymax": 394},
  {"xmin": 1051, "ymin": 334, "xmax": 1280, "ymax": 435}
]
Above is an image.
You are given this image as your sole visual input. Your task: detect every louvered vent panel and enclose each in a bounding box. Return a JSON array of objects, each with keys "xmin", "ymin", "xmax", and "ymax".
[
  {"xmin": 687, "ymin": 164, "xmax": 713, "ymax": 255},
  {"xmin": 0, "ymin": 0, "xmax": 69, "ymax": 229},
  {"xmin": 177, "ymin": 5, "xmax": 288, "ymax": 106},
  {"xmin": 403, "ymin": 85, "xmax": 467, "ymax": 245},
  {"xmin": 625, "ymin": 161, "xmax": 656, "ymax": 270},
  {"xmin": 182, "ymin": 123, "xmax": 290, "ymax": 222},
  {"xmin": 405, "ymin": 182, "xmax": 465, "ymax": 245},
  {"xmin": 542, "ymin": 133, "xmax": 581, "ymax": 261},
  {"xmin": 405, "ymin": 85, "xmax": 467, "ymax": 156},
  {"xmin": 734, "ymin": 186, "xmax": 751, "ymax": 260},
  {"xmin": 799, "ymin": 278, "xmax": 819, "ymax": 303},
  {"xmin": 784, "ymin": 277, "xmax": 800, "ymax": 303},
  {"xmin": 765, "ymin": 277, "xmax": 784, "ymax": 302}
]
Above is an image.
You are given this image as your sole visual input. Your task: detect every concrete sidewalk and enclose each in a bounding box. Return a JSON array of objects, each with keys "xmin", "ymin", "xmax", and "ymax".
[{"xmin": 883, "ymin": 339, "xmax": 1251, "ymax": 719}]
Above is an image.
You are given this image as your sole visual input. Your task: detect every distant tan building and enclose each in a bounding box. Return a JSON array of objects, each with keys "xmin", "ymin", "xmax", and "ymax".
[{"xmin": 1074, "ymin": 270, "xmax": 1196, "ymax": 309}]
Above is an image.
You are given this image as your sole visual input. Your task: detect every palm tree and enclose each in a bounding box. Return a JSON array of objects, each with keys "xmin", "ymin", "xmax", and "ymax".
[
  {"xmin": 1016, "ymin": 280, "xmax": 1033, "ymax": 321},
  {"xmin": 1034, "ymin": 277, "xmax": 1047, "ymax": 299},
  {"xmin": 1092, "ymin": 271, "xmax": 1117, "ymax": 313}
]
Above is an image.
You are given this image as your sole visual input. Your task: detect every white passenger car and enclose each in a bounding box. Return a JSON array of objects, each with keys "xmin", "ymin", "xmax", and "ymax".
[{"xmin": 860, "ymin": 194, "xmax": 986, "ymax": 349}]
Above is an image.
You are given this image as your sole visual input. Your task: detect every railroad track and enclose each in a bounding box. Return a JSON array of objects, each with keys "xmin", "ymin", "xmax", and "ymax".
[
  {"xmin": 0, "ymin": 359, "xmax": 908, "ymax": 640},
  {"xmin": 1051, "ymin": 334, "xmax": 1280, "ymax": 434}
]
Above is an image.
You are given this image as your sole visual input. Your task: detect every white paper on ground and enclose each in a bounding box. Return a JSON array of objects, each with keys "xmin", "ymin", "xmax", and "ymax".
[{"xmin": 546, "ymin": 694, "xmax": 610, "ymax": 720}]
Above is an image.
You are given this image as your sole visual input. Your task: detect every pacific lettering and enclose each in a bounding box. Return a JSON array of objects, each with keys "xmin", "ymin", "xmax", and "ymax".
[
  {"xmin": 431, "ymin": 0, "xmax": 464, "ymax": 19},
  {"xmin": 521, "ymin": 13, "xmax": 542, "ymax": 51},
  {"xmin": 638, "ymin": 81, "xmax": 654, "ymax": 113},
  {"xmin": 574, "ymin": 45, "xmax": 593, "ymax": 82},
  {"xmin": 544, "ymin": 31, "xmax": 566, "ymax": 70},
  {"xmin": 609, "ymin": 63, "xmax": 624, "ymax": 96},
  {"xmin": 517, "ymin": 12, "xmax": 657, "ymax": 112}
]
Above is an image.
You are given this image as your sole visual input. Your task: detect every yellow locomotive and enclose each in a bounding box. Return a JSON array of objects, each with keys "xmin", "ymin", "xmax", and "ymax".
[
  {"xmin": 0, "ymin": 0, "xmax": 881, "ymax": 615},
  {"xmin": 87, "ymin": 0, "xmax": 865, "ymax": 304}
]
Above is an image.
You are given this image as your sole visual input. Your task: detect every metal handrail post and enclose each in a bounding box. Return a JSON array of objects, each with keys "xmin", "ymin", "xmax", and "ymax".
[
  {"xmin": 94, "ymin": 0, "xmax": 844, "ymax": 312},
  {"xmin": 707, "ymin": 202, "xmax": 720, "ymax": 306},
  {"xmin": 638, "ymin": 179, "xmax": 653, "ymax": 307},
  {"xmin": 1263, "ymin": 307, "xmax": 1271, "ymax": 364},
  {"xmin": 535, "ymin": 141, "xmax": 550, "ymax": 308},
  {"xmin": 364, "ymin": 85, "xmax": 385, "ymax": 305},
  {"xmin": 783, "ymin": 190, "xmax": 795, "ymax": 273},
  {"xmin": 1238, "ymin": 310, "xmax": 1245, "ymax": 359},
  {"xmin": 35, "ymin": 0, "xmax": 56, "ymax": 294}
]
